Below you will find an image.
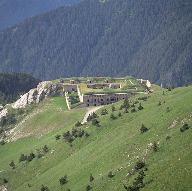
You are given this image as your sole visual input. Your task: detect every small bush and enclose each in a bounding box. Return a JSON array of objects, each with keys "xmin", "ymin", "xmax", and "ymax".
[
  {"xmin": 108, "ymin": 171, "xmax": 115, "ymax": 178},
  {"xmin": 101, "ymin": 109, "xmax": 108, "ymax": 115},
  {"xmin": 124, "ymin": 108, "xmax": 129, "ymax": 113},
  {"xmin": 43, "ymin": 145, "xmax": 49, "ymax": 153},
  {"xmin": 111, "ymin": 105, "xmax": 116, "ymax": 112},
  {"xmin": 152, "ymin": 142, "xmax": 159, "ymax": 152},
  {"xmin": 27, "ymin": 152, "xmax": 36, "ymax": 162},
  {"xmin": 118, "ymin": 112, "xmax": 122, "ymax": 117},
  {"xmin": 110, "ymin": 113, "xmax": 117, "ymax": 120},
  {"xmin": 140, "ymin": 124, "xmax": 149, "ymax": 133},
  {"xmin": 19, "ymin": 154, "xmax": 27, "ymax": 162},
  {"xmin": 0, "ymin": 140, "xmax": 5, "ymax": 145},
  {"xmin": 92, "ymin": 119, "xmax": 100, "ymax": 126},
  {"xmin": 134, "ymin": 161, "xmax": 146, "ymax": 171},
  {"xmin": 86, "ymin": 185, "xmax": 92, "ymax": 191},
  {"xmin": 75, "ymin": 121, "xmax": 82, "ymax": 127},
  {"xmin": 89, "ymin": 174, "xmax": 94, "ymax": 182},
  {"xmin": 131, "ymin": 108, "xmax": 137, "ymax": 113},
  {"xmin": 3, "ymin": 178, "xmax": 8, "ymax": 184},
  {"xmin": 166, "ymin": 136, "xmax": 171, "ymax": 141},
  {"xmin": 59, "ymin": 175, "xmax": 68, "ymax": 185},
  {"xmin": 166, "ymin": 107, "xmax": 171, "ymax": 112},
  {"xmin": 9, "ymin": 161, "xmax": 16, "ymax": 169},
  {"xmin": 180, "ymin": 123, "xmax": 190, "ymax": 132},
  {"xmin": 55, "ymin": 134, "xmax": 61, "ymax": 140},
  {"xmin": 40, "ymin": 185, "xmax": 50, "ymax": 191},
  {"xmin": 138, "ymin": 103, "xmax": 144, "ymax": 110}
]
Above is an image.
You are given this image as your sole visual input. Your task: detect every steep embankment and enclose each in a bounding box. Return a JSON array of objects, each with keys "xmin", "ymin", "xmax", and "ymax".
[
  {"xmin": 0, "ymin": 0, "xmax": 192, "ymax": 86},
  {"xmin": 0, "ymin": 85, "xmax": 191, "ymax": 191}
]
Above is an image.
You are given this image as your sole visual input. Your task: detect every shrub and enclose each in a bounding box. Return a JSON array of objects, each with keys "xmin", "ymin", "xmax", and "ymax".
[
  {"xmin": 138, "ymin": 103, "xmax": 144, "ymax": 110},
  {"xmin": 63, "ymin": 131, "xmax": 74, "ymax": 143},
  {"xmin": 3, "ymin": 178, "xmax": 8, "ymax": 184},
  {"xmin": 134, "ymin": 161, "xmax": 146, "ymax": 171},
  {"xmin": 166, "ymin": 107, "xmax": 171, "ymax": 112},
  {"xmin": 180, "ymin": 123, "xmax": 190, "ymax": 132},
  {"xmin": 86, "ymin": 185, "xmax": 92, "ymax": 191},
  {"xmin": 85, "ymin": 132, "xmax": 90, "ymax": 137},
  {"xmin": 75, "ymin": 121, "xmax": 82, "ymax": 127},
  {"xmin": 27, "ymin": 152, "xmax": 36, "ymax": 162},
  {"xmin": 110, "ymin": 113, "xmax": 116, "ymax": 120},
  {"xmin": 140, "ymin": 124, "xmax": 149, "ymax": 134},
  {"xmin": 166, "ymin": 136, "xmax": 171, "ymax": 141},
  {"xmin": 55, "ymin": 134, "xmax": 61, "ymax": 140},
  {"xmin": 43, "ymin": 145, "xmax": 49, "ymax": 153},
  {"xmin": 59, "ymin": 175, "xmax": 68, "ymax": 185},
  {"xmin": 0, "ymin": 140, "xmax": 5, "ymax": 145},
  {"xmin": 40, "ymin": 185, "xmax": 50, "ymax": 191},
  {"xmin": 92, "ymin": 119, "xmax": 100, "ymax": 126},
  {"xmin": 111, "ymin": 105, "xmax": 116, "ymax": 112},
  {"xmin": 158, "ymin": 101, "xmax": 162, "ymax": 106},
  {"xmin": 124, "ymin": 108, "xmax": 129, "ymax": 113},
  {"xmin": 9, "ymin": 161, "xmax": 16, "ymax": 169},
  {"xmin": 123, "ymin": 99, "xmax": 130, "ymax": 109},
  {"xmin": 152, "ymin": 142, "xmax": 159, "ymax": 152},
  {"xmin": 36, "ymin": 149, "xmax": 44, "ymax": 159},
  {"xmin": 108, "ymin": 171, "xmax": 115, "ymax": 178},
  {"xmin": 89, "ymin": 174, "xmax": 94, "ymax": 182},
  {"xmin": 19, "ymin": 154, "xmax": 27, "ymax": 162},
  {"xmin": 131, "ymin": 107, "xmax": 137, "ymax": 113},
  {"xmin": 101, "ymin": 109, "xmax": 108, "ymax": 115},
  {"xmin": 118, "ymin": 112, "xmax": 122, "ymax": 117},
  {"xmin": 87, "ymin": 112, "xmax": 98, "ymax": 122}
]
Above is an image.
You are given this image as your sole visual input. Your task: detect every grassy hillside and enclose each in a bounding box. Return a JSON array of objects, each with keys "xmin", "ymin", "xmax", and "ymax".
[{"xmin": 0, "ymin": 85, "xmax": 192, "ymax": 191}]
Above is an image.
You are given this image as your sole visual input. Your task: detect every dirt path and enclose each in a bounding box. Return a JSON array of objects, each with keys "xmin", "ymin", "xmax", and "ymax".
[
  {"xmin": 129, "ymin": 80, "xmax": 134, "ymax": 85},
  {"xmin": 81, "ymin": 106, "xmax": 103, "ymax": 124}
]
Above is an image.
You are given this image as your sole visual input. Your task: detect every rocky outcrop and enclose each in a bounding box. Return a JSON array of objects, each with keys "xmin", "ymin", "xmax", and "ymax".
[
  {"xmin": 0, "ymin": 81, "xmax": 65, "ymax": 122},
  {"xmin": 12, "ymin": 81, "xmax": 64, "ymax": 109},
  {"xmin": 0, "ymin": 108, "xmax": 8, "ymax": 120}
]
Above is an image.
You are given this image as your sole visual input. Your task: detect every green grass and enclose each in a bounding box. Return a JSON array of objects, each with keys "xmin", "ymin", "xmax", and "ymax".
[{"xmin": 0, "ymin": 85, "xmax": 192, "ymax": 191}]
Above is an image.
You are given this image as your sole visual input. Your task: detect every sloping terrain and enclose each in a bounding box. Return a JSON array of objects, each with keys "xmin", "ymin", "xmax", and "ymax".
[
  {"xmin": 0, "ymin": 0, "xmax": 192, "ymax": 86},
  {"xmin": 0, "ymin": 85, "xmax": 191, "ymax": 191},
  {"xmin": 0, "ymin": 0, "xmax": 80, "ymax": 30},
  {"xmin": 0, "ymin": 73, "xmax": 40, "ymax": 105}
]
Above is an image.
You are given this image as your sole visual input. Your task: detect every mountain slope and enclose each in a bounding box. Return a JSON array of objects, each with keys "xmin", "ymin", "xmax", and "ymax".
[
  {"xmin": 0, "ymin": 0, "xmax": 80, "ymax": 30},
  {"xmin": 0, "ymin": 85, "xmax": 191, "ymax": 190},
  {"xmin": 0, "ymin": 0, "xmax": 192, "ymax": 86},
  {"xmin": 0, "ymin": 73, "xmax": 40, "ymax": 105}
]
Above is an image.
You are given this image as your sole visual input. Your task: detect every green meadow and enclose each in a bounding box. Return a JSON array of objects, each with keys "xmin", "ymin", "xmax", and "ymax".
[{"xmin": 0, "ymin": 86, "xmax": 192, "ymax": 191}]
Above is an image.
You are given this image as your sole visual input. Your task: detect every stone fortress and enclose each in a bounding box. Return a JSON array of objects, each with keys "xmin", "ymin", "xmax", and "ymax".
[
  {"xmin": 0, "ymin": 77, "xmax": 152, "ymax": 121},
  {"xmin": 61, "ymin": 77, "xmax": 152, "ymax": 108}
]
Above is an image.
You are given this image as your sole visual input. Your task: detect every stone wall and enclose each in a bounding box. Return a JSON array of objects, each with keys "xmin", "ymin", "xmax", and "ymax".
[{"xmin": 83, "ymin": 93, "xmax": 130, "ymax": 106}]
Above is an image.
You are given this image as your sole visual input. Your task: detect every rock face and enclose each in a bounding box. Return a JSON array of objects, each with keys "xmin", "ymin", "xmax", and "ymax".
[
  {"xmin": 12, "ymin": 81, "xmax": 64, "ymax": 109},
  {"xmin": 0, "ymin": 108, "xmax": 8, "ymax": 119}
]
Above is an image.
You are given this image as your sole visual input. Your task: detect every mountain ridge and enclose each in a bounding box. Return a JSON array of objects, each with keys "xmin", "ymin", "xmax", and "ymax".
[{"xmin": 0, "ymin": 0, "xmax": 192, "ymax": 86}]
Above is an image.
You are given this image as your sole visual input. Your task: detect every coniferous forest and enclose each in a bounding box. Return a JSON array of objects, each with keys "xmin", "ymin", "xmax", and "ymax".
[{"xmin": 0, "ymin": 0, "xmax": 192, "ymax": 86}]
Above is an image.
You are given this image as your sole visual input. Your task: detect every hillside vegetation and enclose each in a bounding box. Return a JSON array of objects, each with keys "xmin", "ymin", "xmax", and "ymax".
[
  {"xmin": 0, "ymin": 73, "xmax": 40, "ymax": 105},
  {"xmin": 0, "ymin": 0, "xmax": 80, "ymax": 30},
  {"xmin": 0, "ymin": 0, "xmax": 192, "ymax": 86},
  {"xmin": 0, "ymin": 85, "xmax": 191, "ymax": 191}
]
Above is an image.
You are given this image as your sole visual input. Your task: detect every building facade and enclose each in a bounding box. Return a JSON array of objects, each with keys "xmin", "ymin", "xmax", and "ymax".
[{"xmin": 83, "ymin": 93, "xmax": 131, "ymax": 107}]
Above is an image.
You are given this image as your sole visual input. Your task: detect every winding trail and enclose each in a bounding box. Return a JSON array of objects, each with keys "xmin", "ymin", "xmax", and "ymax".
[{"xmin": 81, "ymin": 106, "xmax": 103, "ymax": 124}]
